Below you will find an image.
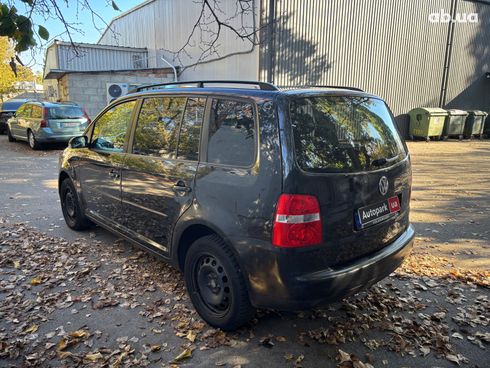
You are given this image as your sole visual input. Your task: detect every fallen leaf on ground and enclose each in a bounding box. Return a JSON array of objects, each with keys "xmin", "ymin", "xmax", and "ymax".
[
  {"xmin": 84, "ymin": 352, "xmax": 103, "ymax": 361},
  {"xmin": 172, "ymin": 348, "xmax": 192, "ymax": 363},
  {"xmin": 446, "ymin": 354, "xmax": 460, "ymax": 365},
  {"xmin": 30, "ymin": 277, "xmax": 42, "ymax": 285},
  {"xmin": 337, "ymin": 349, "xmax": 351, "ymax": 363},
  {"xmin": 452, "ymin": 332, "xmax": 464, "ymax": 340},
  {"xmin": 24, "ymin": 324, "xmax": 38, "ymax": 333},
  {"xmin": 186, "ymin": 330, "xmax": 197, "ymax": 342},
  {"xmin": 420, "ymin": 346, "xmax": 430, "ymax": 356},
  {"xmin": 58, "ymin": 351, "xmax": 73, "ymax": 359},
  {"xmin": 69, "ymin": 330, "xmax": 90, "ymax": 339},
  {"xmin": 150, "ymin": 344, "xmax": 161, "ymax": 352}
]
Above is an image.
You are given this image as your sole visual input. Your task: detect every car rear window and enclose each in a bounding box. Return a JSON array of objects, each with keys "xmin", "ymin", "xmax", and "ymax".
[
  {"xmin": 290, "ymin": 96, "xmax": 406, "ymax": 173},
  {"xmin": 48, "ymin": 106, "xmax": 84, "ymax": 119}
]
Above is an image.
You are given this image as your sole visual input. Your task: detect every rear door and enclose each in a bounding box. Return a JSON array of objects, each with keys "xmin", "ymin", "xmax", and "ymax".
[
  {"xmin": 11, "ymin": 104, "xmax": 31, "ymax": 138},
  {"xmin": 121, "ymin": 96, "xmax": 205, "ymax": 252},
  {"xmin": 78, "ymin": 99, "xmax": 136, "ymax": 224},
  {"xmin": 286, "ymin": 95, "xmax": 411, "ymax": 266},
  {"xmin": 30, "ymin": 105, "xmax": 43, "ymax": 133}
]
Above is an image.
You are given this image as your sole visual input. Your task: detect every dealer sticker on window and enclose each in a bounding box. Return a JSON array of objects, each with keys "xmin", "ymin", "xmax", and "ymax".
[{"xmin": 357, "ymin": 196, "xmax": 401, "ymax": 227}]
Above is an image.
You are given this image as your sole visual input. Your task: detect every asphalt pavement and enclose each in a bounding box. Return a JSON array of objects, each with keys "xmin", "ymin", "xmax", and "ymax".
[{"xmin": 0, "ymin": 136, "xmax": 488, "ymax": 368}]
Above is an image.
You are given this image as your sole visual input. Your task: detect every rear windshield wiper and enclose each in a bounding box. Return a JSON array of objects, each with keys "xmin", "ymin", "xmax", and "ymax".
[{"xmin": 371, "ymin": 154, "xmax": 400, "ymax": 167}]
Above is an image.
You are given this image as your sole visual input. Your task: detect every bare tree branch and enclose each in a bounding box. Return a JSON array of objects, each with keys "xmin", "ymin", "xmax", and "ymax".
[{"xmin": 163, "ymin": 0, "xmax": 265, "ymax": 73}]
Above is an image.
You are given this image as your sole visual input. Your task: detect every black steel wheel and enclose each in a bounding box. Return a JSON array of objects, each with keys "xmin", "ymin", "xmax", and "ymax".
[
  {"xmin": 60, "ymin": 178, "xmax": 91, "ymax": 230},
  {"xmin": 184, "ymin": 235, "xmax": 255, "ymax": 330},
  {"xmin": 195, "ymin": 253, "xmax": 231, "ymax": 315}
]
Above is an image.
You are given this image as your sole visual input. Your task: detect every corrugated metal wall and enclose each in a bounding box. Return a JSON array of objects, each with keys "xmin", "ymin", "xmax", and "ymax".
[
  {"xmin": 98, "ymin": 0, "xmax": 259, "ymax": 81},
  {"xmin": 56, "ymin": 43, "xmax": 148, "ymax": 72},
  {"xmin": 445, "ymin": 1, "xmax": 490, "ymax": 111},
  {"xmin": 260, "ymin": 0, "xmax": 490, "ymax": 116}
]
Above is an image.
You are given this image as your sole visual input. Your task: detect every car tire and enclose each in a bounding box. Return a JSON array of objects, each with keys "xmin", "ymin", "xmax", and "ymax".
[
  {"xmin": 60, "ymin": 178, "xmax": 92, "ymax": 231},
  {"xmin": 184, "ymin": 235, "xmax": 255, "ymax": 331},
  {"xmin": 28, "ymin": 130, "xmax": 42, "ymax": 150},
  {"xmin": 7, "ymin": 127, "xmax": 16, "ymax": 142}
]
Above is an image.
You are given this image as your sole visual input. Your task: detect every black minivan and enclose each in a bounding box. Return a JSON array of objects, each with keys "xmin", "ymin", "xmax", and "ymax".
[{"xmin": 58, "ymin": 81, "xmax": 414, "ymax": 330}]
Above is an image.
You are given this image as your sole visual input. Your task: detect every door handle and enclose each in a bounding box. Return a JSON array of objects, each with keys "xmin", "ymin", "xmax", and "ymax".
[
  {"xmin": 109, "ymin": 169, "xmax": 120, "ymax": 179},
  {"xmin": 172, "ymin": 180, "xmax": 191, "ymax": 193}
]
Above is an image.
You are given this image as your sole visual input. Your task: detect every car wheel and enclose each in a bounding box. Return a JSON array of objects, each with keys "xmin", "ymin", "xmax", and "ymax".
[
  {"xmin": 7, "ymin": 127, "xmax": 16, "ymax": 142},
  {"xmin": 28, "ymin": 130, "xmax": 42, "ymax": 150},
  {"xmin": 60, "ymin": 178, "xmax": 91, "ymax": 230},
  {"xmin": 184, "ymin": 235, "xmax": 255, "ymax": 331}
]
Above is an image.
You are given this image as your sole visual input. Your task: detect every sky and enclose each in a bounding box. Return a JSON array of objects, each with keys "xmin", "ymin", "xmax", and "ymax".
[{"xmin": 15, "ymin": 0, "xmax": 137, "ymax": 73}]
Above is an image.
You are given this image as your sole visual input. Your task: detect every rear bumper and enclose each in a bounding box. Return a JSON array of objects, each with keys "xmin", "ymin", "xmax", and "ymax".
[
  {"xmin": 35, "ymin": 129, "xmax": 81, "ymax": 143},
  {"xmin": 241, "ymin": 224, "xmax": 415, "ymax": 310}
]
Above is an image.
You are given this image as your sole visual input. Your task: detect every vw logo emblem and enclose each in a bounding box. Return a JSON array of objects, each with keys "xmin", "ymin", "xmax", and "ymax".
[{"xmin": 379, "ymin": 176, "xmax": 389, "ymax": 195}]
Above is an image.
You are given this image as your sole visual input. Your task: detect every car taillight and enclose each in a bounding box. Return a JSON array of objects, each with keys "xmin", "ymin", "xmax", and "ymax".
[
  {"xmin": 272, "ymin": 194, "xmax": 322, "ymax": 248},
  {"xmin": 40, "ymin": 107, "xmax": 48, "ymax": 127},
  {"xmin": 83, "ymin": 108, "xmax": 91, "ymax": 124}
]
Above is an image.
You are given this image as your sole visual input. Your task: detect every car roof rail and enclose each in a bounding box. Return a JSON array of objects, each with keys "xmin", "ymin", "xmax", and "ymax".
[
  {"xmin": 284, "ymin": 85, "xmax": 364, "ymax": 92},
  {"xmin": 130, "ymin": 80, "xmax": 279, "ymax": 93}
]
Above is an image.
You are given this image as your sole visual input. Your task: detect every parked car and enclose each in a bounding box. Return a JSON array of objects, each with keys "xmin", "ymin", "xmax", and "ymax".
[
  {"xmin": 6, "ymin": 101, "xmax": 90, "ymax": 149},
  {"xmin": 58, "ymin": 80, "xmax": 414, "ymax": 330},
  {"xmin": 0, "ymin": 99, "xmax": 32, "ymax": 134}
]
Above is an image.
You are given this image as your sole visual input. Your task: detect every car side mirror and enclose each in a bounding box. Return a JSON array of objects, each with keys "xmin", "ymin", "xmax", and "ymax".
[{"xmin": 69, "ymin": 135, "xmax": 88, "ymax": 149}]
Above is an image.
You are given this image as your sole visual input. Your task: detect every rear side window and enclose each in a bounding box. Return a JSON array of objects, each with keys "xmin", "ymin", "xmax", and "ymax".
[
  {"xmin": 177, "ymin": 97, "xmax": 206, "ymax": 161},
  {"xmin": 49, "ymin": 106, "xmax": 84, "ymax": 119},
  {"xmin": 31, "ymin": 105, "xmax": 43, "ymax": 119},
  {"xmin": 91, "ymin": 100, "xmax": 136, "ymax": 152},
  {"xmin": 207, "ymin": 99, "xmax": 256, "ymax": 167},
  {"xmin": 132, "ymin": 97, "xmax": 186, "ymax": 157},
  {"xmin": 290, "ymin": 96, "xmax": 406, "ymax": 173}
]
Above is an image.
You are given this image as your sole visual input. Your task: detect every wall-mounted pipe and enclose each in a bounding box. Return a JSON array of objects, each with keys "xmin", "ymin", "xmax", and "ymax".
[
  {"xmin": 439, "ymin": 0, "xmax": 458, "ymax": 107},
  {"xmin": 160, "ymin": 56, "xmax": 178, "ymax": 82}
]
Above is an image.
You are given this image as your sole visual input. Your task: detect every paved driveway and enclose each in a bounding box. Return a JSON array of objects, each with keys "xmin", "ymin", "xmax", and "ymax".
[{"xmin": 0, "ymin": 136, "xmax": 488, "ymax": 367}]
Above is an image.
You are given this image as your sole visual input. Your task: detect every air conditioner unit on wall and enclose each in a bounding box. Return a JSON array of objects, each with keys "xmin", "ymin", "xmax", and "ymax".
[{"xmin": 106, "ymin": 83, "xmax": 129, "ymax": 104}]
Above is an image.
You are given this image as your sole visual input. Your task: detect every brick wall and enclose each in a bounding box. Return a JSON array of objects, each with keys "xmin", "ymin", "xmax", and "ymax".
[{"xmin": 45, "ymin": 69, "xmax": 174, "ymax": 118}]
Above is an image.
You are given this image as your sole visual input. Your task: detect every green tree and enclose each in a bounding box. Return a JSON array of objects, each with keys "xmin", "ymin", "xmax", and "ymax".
[
  {"xmin": 0, "ymin": 1, "xmax": 121, "ymax": 53},
  {"xmin": 0, "ymin": 36, "xmax": 35, "ymax": 101}
]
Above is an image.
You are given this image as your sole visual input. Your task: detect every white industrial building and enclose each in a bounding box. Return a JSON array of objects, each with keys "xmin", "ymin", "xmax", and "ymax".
[
  {"xmin": 43, "ymin": 0, "xmax": 490, "ymax": 131},
  {"xmin": 97, "ymin": 0, "xmax": 258, "ymax": 81}
]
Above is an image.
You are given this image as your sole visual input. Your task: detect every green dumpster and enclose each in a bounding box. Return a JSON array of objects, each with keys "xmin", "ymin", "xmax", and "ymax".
[
  {"xmin": 463, "ymin": 110, "xmax": 488, "ymax": 139},
  {"xmin": 442, "ymin": 109, "xmax": 468, "ymax": 140},
  {"xmin": 483, "ymin": 114, "xmax": 490, "ymax": 138},
  {"xmin": 408, "ymin": 107, "xmax": 447, "ymax": 141}
]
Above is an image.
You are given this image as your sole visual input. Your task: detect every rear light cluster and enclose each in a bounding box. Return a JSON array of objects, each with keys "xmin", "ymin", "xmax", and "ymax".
[
  {"xmin": 40, "ymin": 107, "xmax": 49, "ymax": 128},
  {"xmin": 272, "ymin": 194, "xmax": 322, "ymax": 248}
]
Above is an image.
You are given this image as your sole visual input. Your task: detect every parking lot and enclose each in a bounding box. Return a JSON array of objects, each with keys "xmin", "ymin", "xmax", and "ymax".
[{"xmin": 0, "ymin": 136, "xmax": 489, "ymax": 367}]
